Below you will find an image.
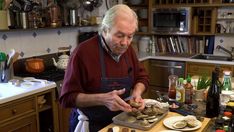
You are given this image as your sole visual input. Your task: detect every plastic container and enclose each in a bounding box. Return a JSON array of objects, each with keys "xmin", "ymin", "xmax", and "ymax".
[{"xmin": 138, "ymin": 36, "xmax": 150, "ymax": 52}]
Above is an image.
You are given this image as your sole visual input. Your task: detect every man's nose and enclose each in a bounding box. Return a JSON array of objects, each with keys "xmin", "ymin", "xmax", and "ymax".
[{"xmin": 120, "ymin": 37, "xmax": 130, "ymax": 46}]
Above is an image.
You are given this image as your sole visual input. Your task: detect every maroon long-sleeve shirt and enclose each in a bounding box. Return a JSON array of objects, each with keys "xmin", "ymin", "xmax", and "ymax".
[{"xmin": 59, "ymin": 35, "xmax": 149, "ymax": 108}]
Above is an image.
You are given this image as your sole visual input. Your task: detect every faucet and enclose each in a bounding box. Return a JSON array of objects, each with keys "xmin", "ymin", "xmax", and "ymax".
[{"xmin": 216, "ymin": 45, "xmax": 234, "ymax": 60}]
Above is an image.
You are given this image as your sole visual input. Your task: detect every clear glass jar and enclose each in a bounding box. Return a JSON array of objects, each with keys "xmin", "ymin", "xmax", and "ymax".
[{"xmin": 168, "ymin": 75, "xmax": 178, "ymax": 101}]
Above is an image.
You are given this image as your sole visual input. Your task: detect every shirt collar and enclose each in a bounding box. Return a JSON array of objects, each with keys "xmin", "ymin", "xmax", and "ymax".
[{"xmin": 100, "ymin": 35, "xmax": 121, "ymax": 62}]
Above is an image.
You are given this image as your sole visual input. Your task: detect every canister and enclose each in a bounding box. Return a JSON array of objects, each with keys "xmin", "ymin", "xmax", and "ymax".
[
  {"xmin": 138, "ymin": 36, "xmax": 150, "ymax": 52},
  {"xmin": 69, "ymin": 9, "xmax": 77, "ymax": 26},
  {"xmin": 20, "ymin": 12, "xmax": 28, "ymax": 29}
]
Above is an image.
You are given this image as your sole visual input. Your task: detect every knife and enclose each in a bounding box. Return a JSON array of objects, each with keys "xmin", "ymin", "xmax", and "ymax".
[{"xmin": 124, "ymin": 96, "xmax": 134, "ymax": 102}]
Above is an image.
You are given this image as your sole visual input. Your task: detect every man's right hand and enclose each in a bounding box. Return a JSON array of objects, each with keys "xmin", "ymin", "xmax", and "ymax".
[{"xmin": 102, "ymin": 88, "xmax": 132, "ymax": 112}]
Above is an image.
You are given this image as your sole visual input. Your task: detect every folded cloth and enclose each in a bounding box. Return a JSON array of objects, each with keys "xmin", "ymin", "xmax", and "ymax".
[{"xmin": 74, "ymin": 109, "xmax": 89, "ymax": 132}]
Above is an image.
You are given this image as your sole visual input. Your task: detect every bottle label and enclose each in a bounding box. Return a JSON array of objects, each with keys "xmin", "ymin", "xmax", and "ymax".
[{"xmin": 176, "ymin": 91, "xmax": 182, "ymax": 101}]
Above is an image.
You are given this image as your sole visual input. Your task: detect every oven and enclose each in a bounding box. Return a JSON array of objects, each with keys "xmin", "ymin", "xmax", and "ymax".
[{"xmin": 148, "ymin": 59, "xmax": 185, "ymax": 98}]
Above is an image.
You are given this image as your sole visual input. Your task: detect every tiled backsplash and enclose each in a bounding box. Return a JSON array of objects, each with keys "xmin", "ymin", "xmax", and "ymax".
[{"xmin": 0, "ymin": 26, "xmax": 98, "ymax": 58}]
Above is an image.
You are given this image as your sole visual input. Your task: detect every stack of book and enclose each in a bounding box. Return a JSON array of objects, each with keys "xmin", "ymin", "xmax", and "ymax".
[{"xmin": 152, "ymin": 36, "xmax": 215, "ymax": 55}]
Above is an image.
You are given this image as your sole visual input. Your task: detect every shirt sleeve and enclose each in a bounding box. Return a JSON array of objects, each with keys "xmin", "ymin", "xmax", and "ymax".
[
  {"xmin": 128, "ymin": 46, "xmax": 150, "ymax": 91},
  {"xmin": 59, "ymin": 47, "xmax": 85, "ymax": 108}
]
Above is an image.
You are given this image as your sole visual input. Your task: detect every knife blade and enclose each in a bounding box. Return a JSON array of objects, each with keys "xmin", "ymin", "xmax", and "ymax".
[{"xmin": 124, "ymin": 96, "xmax": 134, "ymax": 102}]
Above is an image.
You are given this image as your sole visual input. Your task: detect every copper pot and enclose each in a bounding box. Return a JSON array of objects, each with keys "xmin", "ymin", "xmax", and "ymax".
[{"xmin": 25, "ymin": 58, "xmax": 45, "ymax": 73}]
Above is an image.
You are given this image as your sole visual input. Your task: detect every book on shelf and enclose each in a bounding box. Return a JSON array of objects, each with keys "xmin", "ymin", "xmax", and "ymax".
[{"xmin": 153, "ymin": 36, "xmax": 206, "ymax": 55}]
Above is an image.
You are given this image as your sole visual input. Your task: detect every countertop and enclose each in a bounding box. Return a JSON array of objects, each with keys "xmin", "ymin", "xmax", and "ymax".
[
  {"xmin": 137, "ymin": 52, "xmax": 234, "ymax": 65},
  {"xmin": 0, "ymin": 81, "xmax": 56, "ymax": 104},
  {"xmin": 99, "ymin": 112, "xmax": 211, "ymax": 132}
]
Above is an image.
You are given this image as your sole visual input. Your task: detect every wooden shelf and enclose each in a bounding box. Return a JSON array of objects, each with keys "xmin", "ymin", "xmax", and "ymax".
[
  {"xmin": 38, "ymin": 105, "xmax": 52, "ymax": 112},
  {"xmin": 0, "ymin": 25, "xmax": 99, "ymax": 32}
]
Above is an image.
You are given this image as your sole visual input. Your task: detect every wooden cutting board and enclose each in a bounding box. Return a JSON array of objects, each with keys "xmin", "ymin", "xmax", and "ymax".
[{"xmin": 99, "ymin": 112, "xmax": 211, "ymax": 132}]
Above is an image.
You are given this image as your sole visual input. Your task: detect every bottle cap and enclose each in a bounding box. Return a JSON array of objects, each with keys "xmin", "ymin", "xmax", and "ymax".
[
  {"xmin": 179, "ymin": 78, "xmax": 184, "ymax": 83},
  {"xmin": 187, "ymin": 75, "xmax": 191, "ymax": 83}
]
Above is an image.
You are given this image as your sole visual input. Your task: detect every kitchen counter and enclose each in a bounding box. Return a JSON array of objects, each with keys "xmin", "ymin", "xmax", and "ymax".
[
  {"xmin": 99, "ymin": 112, "xmax": 211, "ymax": 132},
  {"xmin": 0, "ymin": 81, "xmax": 56, "ymax": 104},
  {"xmin": 138, "ymin": 52, "xmax": 234, "ymax": 65}
]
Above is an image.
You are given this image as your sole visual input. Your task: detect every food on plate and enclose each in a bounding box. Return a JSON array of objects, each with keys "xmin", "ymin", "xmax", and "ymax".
[
  {"xmin": 183, "ymin": 115, "xmax": 199, "ymax": 128},
  {"xmin": 126, "ymin": 116, "xmax": 137, "ymax": 123},
  {"xmin": 172, "ymin": 115, "xmax": 199, "ymax": 129},
  {"xmin": 172, "ymin": 120, "xmax": 187, "ymax": 129},
  {"xmin": 126, "ymin": 99, "xmax": 168, "ymax": 126},
  {"xmin": 147, "ymin": 117, "xmax": 158, "ymax": 123},
  {"xmin": 139, "ymin": 119, "xmax": 150, "ymax": 126},
  {"xmin": 136, "ymin": 114, "xmax": 148, "ymax": 120}
]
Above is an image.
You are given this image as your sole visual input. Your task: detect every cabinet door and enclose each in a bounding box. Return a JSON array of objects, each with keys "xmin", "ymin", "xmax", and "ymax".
[
  {"xmin": 193, "ymin": 7, "xmax": 217, "ymax": 35},
  {"xmin": 186, "ymin": 62, "xmax": 214, "ymax": 76},
  {"xmin": 0, "ymin": 115, "xmax": 37, "ymax": 132},
  {"xmin": 57, "ymin": 101, "xmax": 71, "ymax": 132}
]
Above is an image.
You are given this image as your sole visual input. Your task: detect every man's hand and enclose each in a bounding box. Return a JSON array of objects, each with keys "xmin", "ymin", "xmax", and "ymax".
[
  {"xmin": 130, "ymin": 95, "xmax": 145, "ymax": 111},
  {"xmin": 103, "ymin": 88, "xmax": 132, "ymax": 112}
]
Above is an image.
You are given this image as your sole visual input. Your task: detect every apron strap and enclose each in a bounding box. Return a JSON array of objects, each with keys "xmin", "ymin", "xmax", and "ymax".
[{"xmin": 98, "ymin": 35, "xmax": 106, "ymax": 78}]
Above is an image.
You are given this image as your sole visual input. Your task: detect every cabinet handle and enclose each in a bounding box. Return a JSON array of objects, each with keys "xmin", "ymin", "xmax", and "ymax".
[
  {"xmin": 151, "ymin": 64, "xmax": 182, "ymax": 69},
  {"xmin": 12, "ymin": 109, "xmax": 17, "ymax": 114}
]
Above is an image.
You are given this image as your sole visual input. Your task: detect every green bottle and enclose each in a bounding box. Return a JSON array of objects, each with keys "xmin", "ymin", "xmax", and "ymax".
[{"xmin": 223, "ymin": 71, "xmax": 232, "ymax": 91}]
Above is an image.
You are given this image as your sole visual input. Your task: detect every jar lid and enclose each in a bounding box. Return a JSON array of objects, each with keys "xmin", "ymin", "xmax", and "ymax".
[{"xmin": 223, "ymin": 71, "xmax": 231, "ymax": 75}]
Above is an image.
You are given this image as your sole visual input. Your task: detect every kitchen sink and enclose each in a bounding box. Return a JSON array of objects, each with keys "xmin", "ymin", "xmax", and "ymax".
[{"xmin": 190, "ymin": 54, "xmax": 232, "ymax": 61}]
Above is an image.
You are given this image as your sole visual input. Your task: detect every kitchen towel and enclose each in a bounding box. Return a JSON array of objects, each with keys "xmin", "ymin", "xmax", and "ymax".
[{"xmin": 74, "ymin": 109, "xmax": 89, "ymax": 132}]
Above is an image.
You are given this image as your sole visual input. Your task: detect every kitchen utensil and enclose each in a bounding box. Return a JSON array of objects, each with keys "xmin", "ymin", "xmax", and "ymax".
[
  {"xmin": 8, "ymin": 51, "xmax": 19, "ymax": 68},
  {"xmin": 7, "ymin": 49, "xmax": 15, "ymax": 67},
  {"xmin": 49, "ymin": 3, "xmax": 62, "ymax": 27},
  {"xmin": 20, "ymin": 12, "xmax": 28, "ymax": 29},
  {"xmin": 25, "ymin": 58, "xmax": 45, "ymax": 73},
  {"xmin": 82, "ymin": 0, "xmax": 103, "ymax": 12},
  {"xmin": 52, "ymin": 54, "xmax": 69, "ymax": 70},
  {"xmin": 124, "ymin": 95, "xmax": 133, "ymax": 101},
  {"xmin": 3, "ymin": 0, "xmax": 12, "ymax": 10}
]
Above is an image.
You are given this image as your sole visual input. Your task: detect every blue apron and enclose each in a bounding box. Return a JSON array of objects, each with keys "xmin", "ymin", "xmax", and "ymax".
[{"xmin": 69, "ymin": 35, "xmax": 133, "ymax": 132}]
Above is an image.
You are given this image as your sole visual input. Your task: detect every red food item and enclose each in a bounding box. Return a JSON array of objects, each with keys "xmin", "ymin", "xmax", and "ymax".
[
  {"xmin": 224, "ymin": 111, "xmax": 232, "ymax": 118},
  {"xmin": 215, "ymin": 130, "xmax": 225, "ymax": 132}
]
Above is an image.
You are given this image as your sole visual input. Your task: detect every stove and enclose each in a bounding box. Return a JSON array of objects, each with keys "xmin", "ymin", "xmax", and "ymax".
[
  {"xmin": 14, "ymin": 68, "xmax": 65, "ymax": 97},
  {"xmin": 14, "ymin": 69, "xmax": 65, "ymax": 82}
]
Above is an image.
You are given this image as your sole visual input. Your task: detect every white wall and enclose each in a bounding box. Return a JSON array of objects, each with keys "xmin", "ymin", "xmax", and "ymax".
[
  {"xmin": 0, "ymin": 0, "xmax": 124, "ymax": 58},
  {"xmin": 0, "ymin": 26, "xmax": 98, "ymax": 58}
]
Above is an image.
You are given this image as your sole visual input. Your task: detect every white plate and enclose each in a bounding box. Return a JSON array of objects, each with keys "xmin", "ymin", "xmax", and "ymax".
[{"xmin": 163, "ymin": 116, "xmax": 202, "ymax": 131}]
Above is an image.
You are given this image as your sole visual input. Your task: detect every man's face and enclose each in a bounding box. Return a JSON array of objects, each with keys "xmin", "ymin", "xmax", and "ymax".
[{"xmin": 103, "ymin": 17, "xmax": 136, "ymax": 55}]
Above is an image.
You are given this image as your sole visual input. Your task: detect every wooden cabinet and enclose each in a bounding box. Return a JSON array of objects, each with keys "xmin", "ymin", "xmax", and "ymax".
[
  {"xmin": 123, "ymin": 0, "xmax": 150, "ymax": 34},
  {"xmin": 186, "ymin": 62, "xmax": 233, "ymax": 77},
  {"xmin": 0, "ymin": 88, "xmax": 59, "ymax": 132},
  {"xmin": 57, "ymin": 101, "xmax": 71, "ymax": 132},
  {"xmin": 0, "ymin": 115, "xmax": 37, "ymax": 132}
]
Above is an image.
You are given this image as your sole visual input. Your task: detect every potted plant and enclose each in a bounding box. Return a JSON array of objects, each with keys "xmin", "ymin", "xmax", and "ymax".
[{"xmin": 194, "ymin": 75, "xmax": 211, "ymax": 101}]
